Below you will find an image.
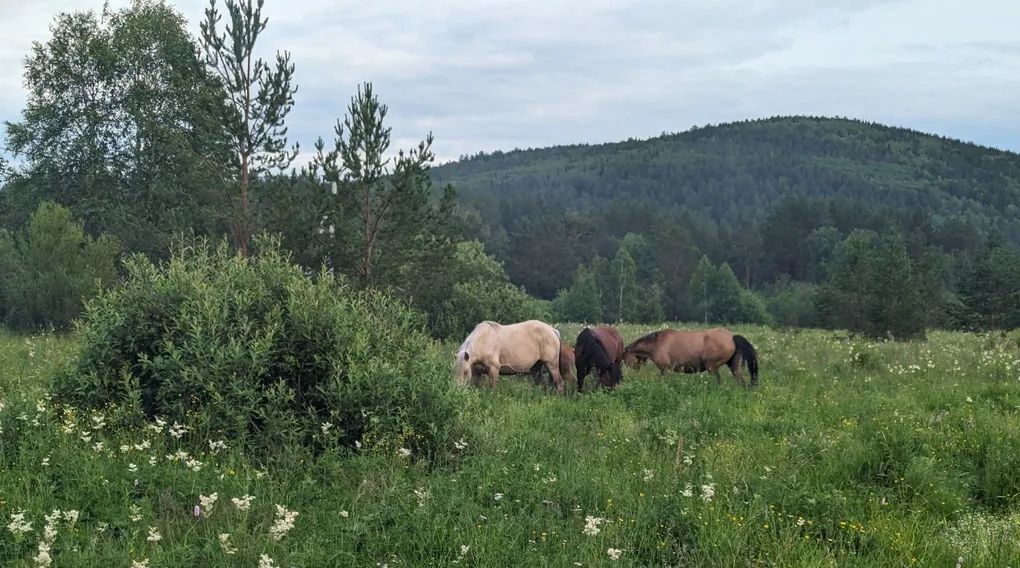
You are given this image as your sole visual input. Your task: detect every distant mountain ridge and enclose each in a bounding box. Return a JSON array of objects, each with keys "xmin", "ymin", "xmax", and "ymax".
[{"xmin": 432, "ymin": 116, "xmax": 1020, "ymax": 241}]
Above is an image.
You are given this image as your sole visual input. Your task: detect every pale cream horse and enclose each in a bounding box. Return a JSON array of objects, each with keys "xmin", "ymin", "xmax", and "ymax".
[{"xmin": 455, "ymin": 320, "xmax": 565, "ymax": 394}]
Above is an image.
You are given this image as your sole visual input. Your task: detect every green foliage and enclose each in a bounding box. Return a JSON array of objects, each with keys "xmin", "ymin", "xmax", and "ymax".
[
  {"xmin": 52, "ymin": 237, "xmax": 462, "ymax": 458},
  {"xmin": 956, "ymin": 240, "xmax": 1020, "ymax": 330},
  {"xmin": 818, "ymin": 231, "xmax": 937, "ymax": 340},
  {"xmin": 3, "ymin": 1, "xmax": 230, "ymax": 258},
  {"xmin": 552, "ymin": 264, "xmax": 603, "ymax": 323},
  {"xmin": 608, "ymin": 247, "xmax": 640, "ymax": 322},
  {"xmin": 431, "ymin": 241, "xmax": 550, "ymax": 338},
  {"xmin": 0, "ymin": 202, "xmax": 119, "ymax": 331},
  {"xmin": 201, "ymin": 0, "xmax": 298, "ymax": 254},
  {"xmin": 688, "ymin": 256, "xmax": 770, "ymax": 324},
  {"xmin": 312, "ymin": 82, "xmax": 442, "ymax": 288},
  {"xmin": 764, "ymin": 277, "xmax": 821, "ymax": 328}
]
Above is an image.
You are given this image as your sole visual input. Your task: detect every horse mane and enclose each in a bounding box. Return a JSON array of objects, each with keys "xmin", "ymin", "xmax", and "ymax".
[
  {"xmin": 625, "ymin": 330, "xmax": 662, "ymax": 354},
  {"xmin": 577, "ymin": 328, "xmax": 612, "ymax": 370}
]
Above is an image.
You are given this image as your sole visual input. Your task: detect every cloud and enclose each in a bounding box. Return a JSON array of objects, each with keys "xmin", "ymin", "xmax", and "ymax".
[{"xmin": 2, "ymin": 0, "xmax": 1018, "ymax": 164}]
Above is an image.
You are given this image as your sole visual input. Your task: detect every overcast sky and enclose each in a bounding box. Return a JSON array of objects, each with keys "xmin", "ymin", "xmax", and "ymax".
[{"xmin": 1, "ymin": 0, "xmax": 1019, "ymax": 164}]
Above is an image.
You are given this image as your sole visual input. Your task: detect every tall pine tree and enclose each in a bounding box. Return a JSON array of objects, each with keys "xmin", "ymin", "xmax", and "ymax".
[{"xmin": 201, "ymin": 0, "xmax": 297, "ymax": 256}]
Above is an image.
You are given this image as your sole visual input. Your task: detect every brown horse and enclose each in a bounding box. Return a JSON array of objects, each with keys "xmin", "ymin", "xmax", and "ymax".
[
  {"xmin": 575, "ymin": 325, "xmax": 625, "ymax": 391},
  {"xmin": 455, "ymin": 320, "xmax": 565, "ymax": 393},
  {"xmin": 623, "ymin": 328, "xmax": 759, "ymax": 387}
]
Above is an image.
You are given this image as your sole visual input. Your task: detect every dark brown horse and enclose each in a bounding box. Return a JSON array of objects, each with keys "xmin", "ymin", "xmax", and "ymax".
[
  {"xmin": 575, "ymin": 325, "xmax": 625, "ymax": 391},
  {"xmin": 623, "ymin": 328, "xmax": 759, "ymax": 387}
]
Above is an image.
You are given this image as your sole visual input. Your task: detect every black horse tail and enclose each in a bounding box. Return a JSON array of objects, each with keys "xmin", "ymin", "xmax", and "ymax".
[
  {"xmin": 732, "ymin": 335, "xmax": 759, "ymax": 386},
  {"xmin": 576, "ymin": 328, "xmax": 612, "ymax": 380}
]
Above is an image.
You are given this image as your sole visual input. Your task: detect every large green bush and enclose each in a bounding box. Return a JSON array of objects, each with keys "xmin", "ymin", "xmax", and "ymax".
[
  {"xmin": 53, "ymin": 238, "xmax": 462, "ymax": 458},
  {"xmin": 431, "ymin": 241, "xmax": 551, "ymax": 337},
  {"xmin": 0, "ymin": 201, "xmax": 119, "ymax": 330}
]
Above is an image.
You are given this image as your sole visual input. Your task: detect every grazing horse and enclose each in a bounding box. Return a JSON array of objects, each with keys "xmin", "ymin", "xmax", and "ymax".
[
  {"xmin": 623, "ymin": 328, "xmax": 759, "ymax": 387},
  {"xmin": 455, "ymin": 320, "xmax": 565, "ymax": 394},
  {"xmin": 574, "ymin": 325, "xmax": 625, "ymax": 391}
]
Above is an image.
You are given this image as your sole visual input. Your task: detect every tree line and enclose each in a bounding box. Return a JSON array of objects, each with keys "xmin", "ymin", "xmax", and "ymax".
[{"xmin": 2, "ymin": 0, "xmax": 1018, "ymax": 340}]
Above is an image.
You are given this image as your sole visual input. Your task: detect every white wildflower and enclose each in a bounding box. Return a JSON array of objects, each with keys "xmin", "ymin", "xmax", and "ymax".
[
  {"xmin": 41, "ymin": 456, "xmax": 50, "ymax": 467},
  {"xmin": 339, "ymin": 510, "xmax": 349, "ymax": 518},
  {"xmin": 700, "ymin": 483, "xmax": 716, "ymax": 502},
  {"xmin": 397, "ymin": 447, "xmax": 411, "ymax": 458},
  {"xmin": 320, "ymin": 422, "xmax": 333, "ymax": 436},
  {"xmin": 129, "ymin": 505, "xmax": 142, "ymax": 523},
  {"xmin": 208, "ymin": 440, "xmax": 227, "ymax": 453},
  {"xmin": 62, "ymin": 510, "xmax": 78, "ymax": 525},
  {"xmin": 128, "ymin": 463, "xmax": 138, "ymax": 473},
  {"xmin": 218, "ymin": 533, "xmax": 237, "ymax": 555},
  {"xmin": 494, "ymin": 493, "xmax": 504, "ymax": 502},
  {"xmin": 413, "ymin": 487, "xmax": 430, "ymax": 508},
  {"xmin": 232, "ymin": 495, "xmax": 254, "ymax": 511},
  {"xmin": 642, "ymin": 469, "xmax": 654, "ymax": 481},
  {"xmin": 146, "ymin": 526, "xmax": 161, "ymax": 542},
  {"xmin": 199, "ymin": 493, "xmax": 219, "ymax": 515},
  {"xmin": 259, "ymin": 554, "xmax": 277, "ymax": 568},
  {"xmin": 680, "ymin": 484, "xmax": 693, "ymax": 498},
  {"xmin": 607, "ymin": 548, "xmax": 623, "ymax": 560},
  {"xmin": 169, "ymin": 421, "xmax": 187, "ymax": 439},
  {"xmin": 7, "ymin": 510, "xmax": 33, "ymax": 535},
  {"xmin": 454, "ymin": 439, "xmax": 468, "ymax": 451},
  {"xmin": 131, "ymin": 560, "xmax": 150, "ymax": 568},
  {"xmin": 583, "ymin": 516, "xmax": 605, "ymax": 536},
  {"xmin": 269, "ymin": 504, "xmax": 299, "ymax": 541}
]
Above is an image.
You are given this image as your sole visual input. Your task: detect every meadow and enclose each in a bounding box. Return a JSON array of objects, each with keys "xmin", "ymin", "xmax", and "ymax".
[{"xmin": 2, "ymin": 325, "xmax": 1020, "ymax": 567}]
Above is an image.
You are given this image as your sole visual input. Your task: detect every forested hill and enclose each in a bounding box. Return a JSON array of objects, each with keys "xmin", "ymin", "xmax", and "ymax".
[
  {"xmin": 431, "ymin": 116, "xmax": 1020, "ymax": 299},
  {"xmin": 434, "ymin": 116, "xmax": 1020, "ymax": 229}
]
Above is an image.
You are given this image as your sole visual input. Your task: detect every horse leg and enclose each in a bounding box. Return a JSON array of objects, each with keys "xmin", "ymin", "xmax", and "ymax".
[
  {"xmin": 547, "ymin": 358, "xmax": 565, "ymax": 395},
  {"xmin": 729, "ymin": 353, "xmax": 745, "ymax": 387},
  {"xmin": 708, "ymin": 362, "xmax": 722, "ymax": 385},
  {"xmin": 487, "ymin": 364, "xmax": 499, "ymax": 388},
  {"xmin": 531, "ymin": 362, "xmax": 546, "ymax": 388}
]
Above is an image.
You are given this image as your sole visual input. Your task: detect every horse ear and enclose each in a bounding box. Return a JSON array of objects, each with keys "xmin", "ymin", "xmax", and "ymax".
[{"xmin": 463, "ymin": 352, "xmax": 469, "ymax": 361}]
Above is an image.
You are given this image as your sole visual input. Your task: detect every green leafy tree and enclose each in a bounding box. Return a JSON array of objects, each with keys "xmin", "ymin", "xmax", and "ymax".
[
  {"xmin": 432, "ymin": 241, "xmax": 550, "ymax": 337},
  {"xmin": 0, "ymin": 202, "xmax": 119, "ymax": 330},
  {"xmin": 610, "ymin": 247, "xmax": 642, "ymax": 322},
  {"xmin": 689, "ymin": 255, "xmax": 715, "ymax": 324},
  {"xmin": 201, "ymin": 0, "xmax": 298, "ymax": 256},
  {"xmin": 4, "ymin": 1, "xmax": 230, "ymax": 256},
  {"xmin": 818, "ymin": 231, "xmax": 934, "ymax": 339},
  {"xmin": 313, "ymin": 83, "xmax": 437, "ymax": 288},
  {"xmin": 552, "ymin": 264, "xmax": 603, "ymax": 323}
]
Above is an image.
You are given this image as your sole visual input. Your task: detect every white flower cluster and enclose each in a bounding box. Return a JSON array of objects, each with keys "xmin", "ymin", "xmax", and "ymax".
[
  {"xmin": 583, "ymin": 516, "xmax": 605, "ymax": 536},
  {"xmin": 269, "ymin": 504, "xmax": 299, "ymax": 541}
]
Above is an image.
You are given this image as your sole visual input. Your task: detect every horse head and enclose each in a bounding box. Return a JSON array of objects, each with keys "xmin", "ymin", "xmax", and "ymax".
[
  {"xmin": 453, "ymin": 349, "xmax": 472, "ymax": 386},
  {"xmin": 622, "ymin": 349, "xmax": 644, "ymax": 369}
]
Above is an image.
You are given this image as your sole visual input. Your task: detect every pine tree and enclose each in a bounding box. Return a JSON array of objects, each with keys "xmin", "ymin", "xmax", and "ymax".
[
  {"xmin": 313, "ymin": 83, "xmax": 436, "ymax": 288},
  {"xmin": 201, "ymin": 0, "xmax": 297, "ymax": 256}
]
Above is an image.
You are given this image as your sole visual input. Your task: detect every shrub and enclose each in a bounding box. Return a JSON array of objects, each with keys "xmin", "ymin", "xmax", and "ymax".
[
  {"xmin": 431, "ymin": 241, "xmax": 551, "ymax": 338},
  {"xmin": 0, "ymin": 202, "xmax": 119, "ymax": 330},
  {"xmin": 53, "ymin": 237, "xmax": 462, "ymax": 459}
]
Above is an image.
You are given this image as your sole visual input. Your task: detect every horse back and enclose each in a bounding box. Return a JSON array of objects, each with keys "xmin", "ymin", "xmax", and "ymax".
[{"xmin": 591, "ymin": 325, "xmax": 625, "ymax": 361}]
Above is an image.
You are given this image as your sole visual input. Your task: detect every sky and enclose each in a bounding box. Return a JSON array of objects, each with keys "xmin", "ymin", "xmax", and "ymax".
[{"xmin": 1, "ymin": 0, "xmax": 1018, "ymax": 165}]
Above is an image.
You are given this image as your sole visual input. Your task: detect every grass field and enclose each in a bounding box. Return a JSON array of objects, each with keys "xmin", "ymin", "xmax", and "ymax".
[{"xmin": 2, "ymin": 325, "xmax": 1020, "ymax": 566}]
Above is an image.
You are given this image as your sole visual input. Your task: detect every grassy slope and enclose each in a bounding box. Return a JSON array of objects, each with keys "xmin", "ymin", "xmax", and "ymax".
[{"xmin": 2, "ymin": 326, "xmax": 1020, "ymax": 566}]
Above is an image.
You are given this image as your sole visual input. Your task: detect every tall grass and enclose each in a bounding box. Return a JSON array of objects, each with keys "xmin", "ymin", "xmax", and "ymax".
[{"xmin": 2, "ymin": 325, "xmax": 1020, "ymax": 566}]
